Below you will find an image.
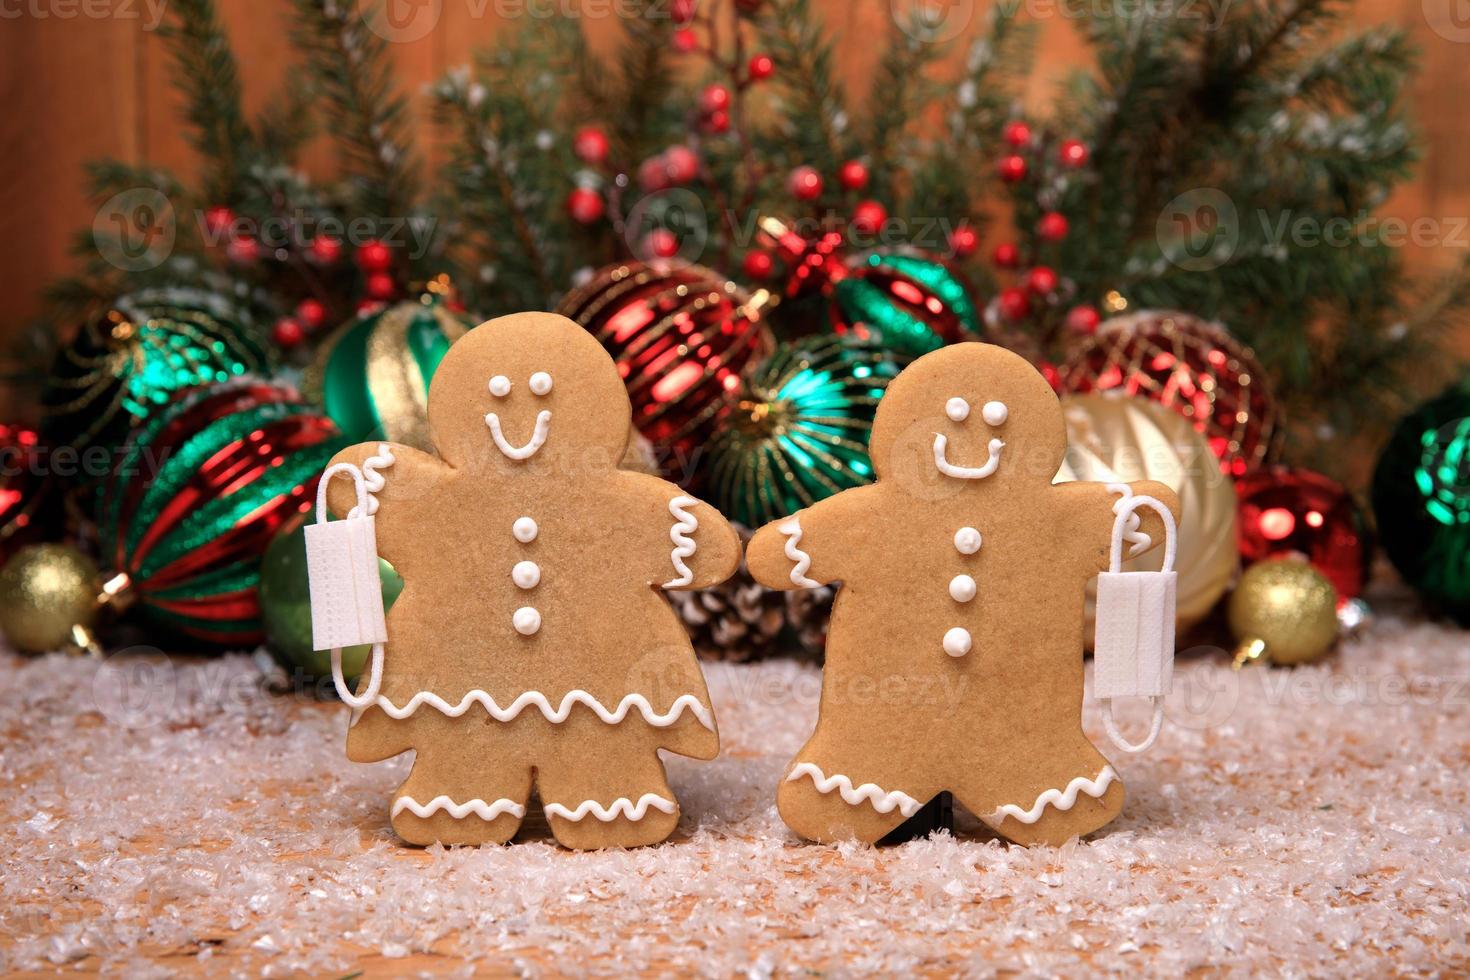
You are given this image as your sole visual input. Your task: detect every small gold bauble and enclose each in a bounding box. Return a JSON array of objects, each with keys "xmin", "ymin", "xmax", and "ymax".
[
  {"xmin": 0, "ymin": 544, "xmax": 101, "ymax": 654},
  {"xmin": 1228, "ymin": 559, "xmax": 1339, "ymax": 667}
]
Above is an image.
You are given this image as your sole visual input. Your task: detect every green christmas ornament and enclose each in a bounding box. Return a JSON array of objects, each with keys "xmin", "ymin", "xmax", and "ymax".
[
  {"xmin": 302, "ymin": 285, "xmax": 471, "ymax": 450},
  {"xmin": 1372, "ymin": 378, "xmax": 1470, "ymax": 623},
  {"xmin": 831, "ymin": 252, "xmax": 981, "ymax": 356},
  {"xmin": 260, "ymin": 522, "xmax": 402, "ymax": 685},
  {"xmin": 706, "ymin": 336, "xmax": 905, "ymax": 527},
  {"xmin": 41, "ymin": 288, "xmax": 270, "ymax": 464}
]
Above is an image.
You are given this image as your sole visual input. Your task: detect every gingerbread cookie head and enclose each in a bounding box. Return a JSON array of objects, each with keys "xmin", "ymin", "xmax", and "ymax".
[
  {"xmin": 426, "ymin": 311, "xmax": 632, "ymax": 471},
  {"xmin": 868, "ymin": 342, "xmax": 1067, "ymax": 494}
]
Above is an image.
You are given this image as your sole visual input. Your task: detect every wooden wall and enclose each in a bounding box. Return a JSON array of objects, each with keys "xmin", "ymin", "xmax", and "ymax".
[{"xmin": 1, "ymin": 0, "xmax": 1467, "ymax": 342}]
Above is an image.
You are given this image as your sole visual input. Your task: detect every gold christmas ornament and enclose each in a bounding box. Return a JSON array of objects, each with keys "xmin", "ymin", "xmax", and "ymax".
[
  {"xmin": 0, "ymin": 544, "xmax": 105, "ymax": 654},
  {"xmin": 1228, "ymin": 559, "xmax": 1339, "ymax": 667},
  {"xmin": 1058, "ymin": 394, "xmax": 1238, "ymax": 639}
]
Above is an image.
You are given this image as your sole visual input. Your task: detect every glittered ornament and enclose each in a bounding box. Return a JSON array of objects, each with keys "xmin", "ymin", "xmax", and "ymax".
[
  {"xmin": 41, "ymin": 289, "xmax": 269, "ymax": 464},
  {"xmin": 1372, "ymin": 379, "xmax": 1470, "ymax": 622},
  {"xmin": 761, "ymin": 218, "xmax": 981, "ymax": 356},
  {"xmin": 706, "ymin": 336, "xmax": 904, "ymax": 528},
  {"xmin": 0, "ymin": 424, "xmax": 61, "ymax": 563},
  {"xmin": 260, "ymin": 522, "xmax": 402, "ymax": 685},
  {"xmin": 1229, "ymin": 559, "xmax": 1339, "ymax": 666},
  {"xmin": 301, "ymin": 279, "xmax": 470, "ymax": 451},
  {"xmin": 0, "ymin": 544, "xmax": 101, "ymax": 654},
  {"xmin": 1238, "ymin": 466, "xmax": 1370, "ymax": 603},
  {"xmin": 1058, "ymin": 310, "xmax": 1278, "ymax": 477},
  {"xmin": 1058, "ymin": 395, "xmax": 1238, "ymax": 639},
  {"xmin": 95, "ymin": 380, "xmax": 348, "ymax": 647},
  {"xmin": 555, "ymin": 262, "xmax": 775, "ymax": 458}
]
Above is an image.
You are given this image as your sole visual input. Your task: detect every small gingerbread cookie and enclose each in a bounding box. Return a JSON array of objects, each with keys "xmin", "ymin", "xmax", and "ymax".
[
  {"xmin": 323, "ymin": 312, "xmax": 741, "ymax": 849},
  {"xmin": 746, "ymin": 342, "xmax": 1179, "ymax": 846}
]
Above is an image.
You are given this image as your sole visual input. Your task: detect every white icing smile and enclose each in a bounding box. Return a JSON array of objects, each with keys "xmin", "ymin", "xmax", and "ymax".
[
  {"xmin": 933, "ymin": 396, "xmax": 1007, "ymax": 480},
  {"xmin": 486, "ymin": 409, "xmax": 552, "ymax": 460}
]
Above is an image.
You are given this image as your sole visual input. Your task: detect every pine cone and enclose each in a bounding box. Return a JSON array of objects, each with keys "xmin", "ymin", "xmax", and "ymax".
[{"xmin": 785, "ymin": 584, "xmax": 835, "ymax": 661}]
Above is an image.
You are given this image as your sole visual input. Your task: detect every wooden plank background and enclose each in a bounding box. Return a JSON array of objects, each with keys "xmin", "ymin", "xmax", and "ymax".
[{"xmin": 1, "ymin": 0, "xmax": 1467, "ymax": 344}]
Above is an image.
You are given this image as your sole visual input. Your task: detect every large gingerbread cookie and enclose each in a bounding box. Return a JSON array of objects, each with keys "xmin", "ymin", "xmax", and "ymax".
[
  {"xmin": 746, "ymin": 342, "xmax": 1180, "ymax": 846},
  {"xmin": 325, "ymin": 312, "xmax": 741, "ymax": 849}
]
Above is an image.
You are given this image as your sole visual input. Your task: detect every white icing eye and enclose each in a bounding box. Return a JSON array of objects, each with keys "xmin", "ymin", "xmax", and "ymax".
[
  {"xmin": 982, "ymin": 401, "xmax": 1008, "ymax": 426},
  {"xmin": 489, "ymin": 375, "xmax": 512, "ymax": 397},
  {"xmin": 529, "ymin": 372, "xmax": 553, "ymax": 396},
  {"xmin": 945, "ymin": 397, "xmax": 970, "ymax": 422}
]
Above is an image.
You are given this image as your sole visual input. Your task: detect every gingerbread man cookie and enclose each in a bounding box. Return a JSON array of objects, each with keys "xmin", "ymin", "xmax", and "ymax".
[
  {"xmin": 746, "ymin": 342, "xmax": 1179, "ymax": 846},
  {"xmin": 324, "ymin": 312, "xmax": 740, "ymax": 849}
]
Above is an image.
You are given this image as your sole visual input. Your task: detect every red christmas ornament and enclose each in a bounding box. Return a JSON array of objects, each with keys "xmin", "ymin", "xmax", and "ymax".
[
  {"xmin": 1058, "ymin": 310, "xmax": 1279, "ymax": 476},
  {"xmin": 838, "ymin": 159, "xmax": 869, "ymax": 191},
  {"xmin": 704, "ymin": 109, "xmax": 730, "ymax": 134},
  {"xmin": 309, "ymin": 236, "xmax": 343, "ymax": 264},
  {"xmin": 997, "ymin": 286, "xmax": 1031, "ymax": 321},
  {"xmin": 699, "ymin": 84, "xmax": 731, "ymax": 114},
  {"xmin": 0, "ymin": 423, "xmax": 59, "ymax": 563},
  {"xmin": 294, "ymin": 298, "xmax": 328, "ymax": 331},
  {"xmin": 991, "ymin": 242, "xmax": 1020, "ymax": 269},
  {"xmin": 672, "ymin": 27, "xmax": 698, "ymax": 52},
  {"xmin": 356, "ymin": 239, "xmax": 393, "ymax": 273},
  {"xmin": 748, "ymin": 53, "xmax": 775, "ymax": 81},
  {"xmin": 365, "ymin": 272, "xmax": 396, "ymax": 301},
  {"xmin": 272, "ymin": 317, "xmax": 306, "ymax": 349},
  {"xmin": 225, "ymin": 236, "xmax": 260, "ymax": 265},
  {"xmin": 1059, "ymin": 139, "xmax": 1089, "ymax": 168},
  {"xmin": 997, "ymin": 154, "xmax": 1027, "ymax": 183},
  {"xmin": 663, "ymin": 145, "xmax": 700, "ymax": 185},
  {"xmin": 742, "ymin": 250, "xmax": 775, "ymax": 280},
  {"xmin": 1037, "ymin": 212, "xmax": 1070, "ymax": 242},
  {"xmin": 788, "ymin": 165, "xmax": 823, "ymax": 201},
  {"xmin": 555, "ymin": 262, "xmax": 774, "ymax": 458},
  {"xmin": 1025, "ymin": 266, "xmax": 1058, "ymax": 295},
  {"xmin": 949, "ymin": 225, "xmax": 979, "ymax": 258},
  {"xmin": 850, "ymin": 199, "xmax": 887, "ymax": 236},
  {"xmin": 1003, "ymin": 120, "xmax": 1032, "ymax": 148},
  {"xmin": 1065, "ymin": 304, "xmax": 1101, "ymax": 335},
  {"xmin": 566, "ymin": 186, "xmax": 606, "ymax": 224},
  {"xmin": 1237, "ymin": 466, "xmax": 1371, "ymax": 602},
  {"xmin": 573, "ymin": 125, "xmax": 610, "ymax": 164},
  {"xmin": 203, "ymin": 205, "xmax": 235, "ymax": 240}
]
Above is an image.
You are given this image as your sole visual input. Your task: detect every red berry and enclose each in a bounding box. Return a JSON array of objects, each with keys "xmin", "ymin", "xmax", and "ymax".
[
  {"xmin": 997, "ymin": 155, "xmax": 1027, "ymax": 183},
  {"xmin": 672, "ymin": 27, "xmax": 698, "ymax": 53},
  {"xmin": 226, "ymin": 236, "xmax": 259, "ymax": 264},
  {"xmin": 699, "ymin": 84, "xmax": 730, "ymax": 114},
  {"xmin": 645, "ymin": 229, "xmax": 680, "ymax": 259},
  {"xmin": 663, "ymin": 145, "xmax": 700, "ymax": 184},
  {"xmin": 365, "ymin": 272, "xmax": 396, "ymax": 300},
  {"xmin": 837, "ymin": 159, "xmax": 869, "ymax": 191},
  {"xmin": 566, "ymin": 187, "xmax": 605, "ymax": 224},
  {"xmin": 998, "ymin": 286, "xmax": 1031, "ymax": 321},
  {"xmin": 1059, "ymin": 139, "xmax": 1089, "ymax": 168},
  {"xmin": 1037, "ymin": 211, "xmax": 1070, "ymax": 242},
  {"xmin": 295, "ymin": 298, "xmax": 328, "ymax": 330},
  {"xmin": 637, "ymin": 156, "xmax": 669, "ymax": 191},
  {"xmin": 949, "ymin": 225, "xmax": 979, "ymax": 258},
  {"xmin": 1025, "ymin": 266, "xmax": 1058, "ymax": 295},
  {"xmin": 356, "ymin": 239, "xmax": 392, "ymax": 273},
  {"xmin": 991, "ymin": 242, "xmax": 1020, "ymax": 269},
  {"xmin": 850, "ymin": 199, "xmax": 887, "ymax": 236},
  {"xmin": 742, "ymin": 250, "xmax": 775, "ymax": 280},
  {"xmin": 1003, "ymin": 120, "xmax": 1032, "ymax": 148},
  {"xmin": 1066, "ymin": 304, "xmax": 1101, "ymax": 335},
  {"xmin": 309, "ymin": 236, "xmax": 343, "ymax": 264},
  {"xmin": 203, "ymin": 205, "xmax": 234, "ymax": 240},
  {"xmin": 272, "ymin": 317, "xmax": 305, "ymax": 348},
  {"xmin": 355, "ymin": 299, "xmax": 385, "ymax": 316},
  {"xmin": 747, "ymin": 53, "xmax": 774, "ymax": 81},
  {"xmin": 573, "ymin": 126, "xmax": 610, "ymax": 164},
  {"xmin": 704, "ymin": 109, "xmax": 730, "ymax": 133},
  {"xmin": 671, "ymin": 0, "xmax": 696, "ymax": 22},
  {"xmin": 788, "ymin": 165, "xmax": 823, "ymax": 201}
]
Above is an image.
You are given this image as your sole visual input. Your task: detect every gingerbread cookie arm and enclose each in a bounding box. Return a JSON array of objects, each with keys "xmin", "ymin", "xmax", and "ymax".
[
  {"xmin": 323, "ymin": 442, "xmax": 449, "ymax": 557},
  {"xmin": 746, "ymin": 487, "xmax": 877, "ymax": 590},
  {"xmin": 616, "ymin": 472, "xmax": 742, "ymax": 591},
  {"xmin": 1085, "ymin": 479, "xmax": 1181, "ymax": 569}
]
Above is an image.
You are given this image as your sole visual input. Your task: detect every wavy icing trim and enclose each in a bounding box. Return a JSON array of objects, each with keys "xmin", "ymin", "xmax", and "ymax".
[
  {"xmin": 485, "ymin": 409, "xmax": 552, "ymax": 460},
  {"xmin": 778, "ymin": 517, "xmax": 820, "ymax": 588},
  {"xmin": 544, "ymin": 793, "xmax": 677, "ymax": 822},
  {"xmin": 1106, "ymin": 483, "xmax": 1151, "ymax": 557},
  {"xmin": 393, "ymin": 795, "xmax": 527, "ymax": 821},
  {"xmin": 786, "ymin": 762, "xmax": 921, "ymax": 818},
  {"xmin": 664, "ymin": 496, "xmax": 699, "ymax": 588},
  {"xmin": 345, "ymin": 444, "xmax": 395, "ymax": 517},
  {"xmin": 355, "ymin": 690, "xmax": 715, "ymax": 731},
  {"xmin": 985, "ymin": 766, "xmax": 1118, "ymax": 826}
]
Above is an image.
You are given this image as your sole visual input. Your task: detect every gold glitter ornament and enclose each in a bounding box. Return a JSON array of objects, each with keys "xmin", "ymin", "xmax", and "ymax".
[
  {"xmin": 1229, "ymin": 559, "xmax": 1339, "ymax": 667},
  {"xmin": 0, "ymin": 544, "xmax": 105, "ymax": 654}
]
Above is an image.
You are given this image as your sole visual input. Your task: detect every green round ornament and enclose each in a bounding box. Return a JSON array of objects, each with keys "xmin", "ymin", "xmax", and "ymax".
[
  {"xmin": 831, "ymin": 251, "xmax": 981, "ymax": 356},
  {"xmin": 706, "ymin": 336, "xmax": 906, "ymax": 527},
  {"xmin": 1372, "ymin": 378, "xmax": 1470, "ymax": 623},
  {"xmin": 302, "ymin": 287, "xmax": 471, "ymax": 450},
  {"xmin": 259, "ymin": 522, "xmax": 402, "ymax": 684}
]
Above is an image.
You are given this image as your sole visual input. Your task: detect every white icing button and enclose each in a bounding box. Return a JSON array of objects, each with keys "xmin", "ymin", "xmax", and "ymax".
[
  {"xmin": 954, "ymin": 527, "xmax": 982, "ymax": 554},
  {"xmin": 513, "ymin": 606, "xmax": 541, "ymax": 636},
  {"xmin": 945, "ymin": 397, "xmax": 970, "ymax": 421},
  {"xmin": 512, "ymin": 517, "xmax": 538, "ymax": 543},
  {"xmin": 529, "ymin": 371, "xmax": 553, "ymax": 396},
  {"xmin": 982, "ymin": 400, "xmax": 1008, "ymax": 426},
  {"xmin": 943, "ymin": 627, "xmax": 972, "ymax": 658},
  {"xmin": 489, "ymin": 375, "xmax": 512, "ymax": 397},
  {"xmin": 949, "ymin": 574, "xmax": 977, "ymax": 602},
  {"xmin": 512, "ymin": 560, "xmax": 541, "ymax": 589}
]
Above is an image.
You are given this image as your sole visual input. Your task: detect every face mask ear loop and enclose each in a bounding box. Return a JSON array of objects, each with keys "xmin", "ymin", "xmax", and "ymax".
[
  {"xmin": 1101, "ymin": 495, "xmax": 1176, "ymax": 754},
  {"xmin": 316, "ymin": 463, "xmax": 384, "ymax": 710}
]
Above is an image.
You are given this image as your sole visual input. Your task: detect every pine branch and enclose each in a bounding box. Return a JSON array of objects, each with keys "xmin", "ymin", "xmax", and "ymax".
[
  {"xmin": 865, "ymin": 12, "xmax": 947, "ymax": 205},
  {"xmin": 758, "ymin": 0, "xmax": 851, "ymax": 180}
]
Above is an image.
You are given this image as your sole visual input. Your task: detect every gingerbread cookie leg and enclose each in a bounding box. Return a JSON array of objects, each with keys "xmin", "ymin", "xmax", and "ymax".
[
  {"xmin": 959, "ymin": 736, "xmax": 1124, "ymax": 847},
  {"xmin": 390, "ymin": 747, "xmax": 534, "ymax": 847},
  {"xmin": 777, "ymin": 750, "xmax": 928, "ymax": 844},
  {"xmin": 534, "ymin": 716, "xmax": 682, "ymax": 850}
]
